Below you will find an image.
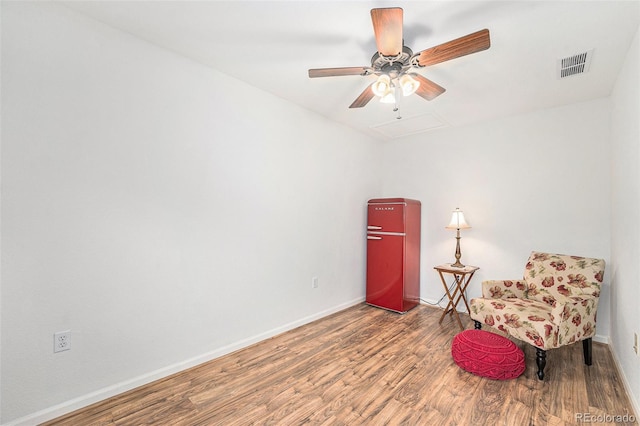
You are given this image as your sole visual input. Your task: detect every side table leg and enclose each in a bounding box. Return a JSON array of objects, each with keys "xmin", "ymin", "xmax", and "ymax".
[
  {"xmin": 459, "ymin": 272, "xmax": 476, "ymax": 313},
  {"xmin": 437, "ymin": 270, "xmax": 455, "ymax": 325}
]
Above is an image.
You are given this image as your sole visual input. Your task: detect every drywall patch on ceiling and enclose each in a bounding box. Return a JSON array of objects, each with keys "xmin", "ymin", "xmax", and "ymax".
[
  {"xmin": 557, "ymin": 49, "xmax": 594, "ymax": 79},
  {"xmin": 371, "ymin": 113, "xmax": 449, "ymax": 139}
]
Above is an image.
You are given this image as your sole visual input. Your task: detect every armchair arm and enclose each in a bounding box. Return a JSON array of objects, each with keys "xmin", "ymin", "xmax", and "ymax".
[
  {"xmin": 551, "ymin": 294, "xmax": 599, "ymax": 324},
  {"xmin": 549, "ymin": 294, "xmax": 600, "ymax": 343},
  {"xmin": 481, "ymin": 280, "xmax": 528, "ymax": 299}
]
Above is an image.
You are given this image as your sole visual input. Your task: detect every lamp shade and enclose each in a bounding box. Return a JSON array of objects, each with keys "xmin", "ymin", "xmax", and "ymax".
[
  {"xmin": 400, "ymin": 74, "xmax": 420, "ymax": 96},
  {"xmin": 372, "ymin": 75, "xmax": 391, "ymax": 97},
  {"xmin": 446, "ymin": 208, "xmax": 471, "ymax": 230}
]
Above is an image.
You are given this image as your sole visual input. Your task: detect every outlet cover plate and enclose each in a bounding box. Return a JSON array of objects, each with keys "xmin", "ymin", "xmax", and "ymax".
[{"xmin": 54, "ymin": 330, "xmax": 71, "ymax": 353}]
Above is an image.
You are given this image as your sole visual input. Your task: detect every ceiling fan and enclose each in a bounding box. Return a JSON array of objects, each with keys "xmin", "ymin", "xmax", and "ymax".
[{"xmin": 308, "ymin": 7, "xmax": 490, "ymax": 109}]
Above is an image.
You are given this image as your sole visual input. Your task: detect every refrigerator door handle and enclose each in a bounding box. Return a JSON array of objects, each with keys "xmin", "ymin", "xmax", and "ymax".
[
  {"xmin": 367, "ymin": 225, "xmax": 383, "ymax": 230},
  {"xmin": 368, "ymin": 231, "xmax": 405, "ymax": 237},
  {"xmin": 367, "ymin": 235, "xmax": 383, "ymax": 240}
]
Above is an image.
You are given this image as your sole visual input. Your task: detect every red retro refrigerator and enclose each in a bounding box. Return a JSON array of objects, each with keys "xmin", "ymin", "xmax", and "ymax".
[{"xmin": 366, "ymin": 198, "xmax": 421, "ymax": 313}]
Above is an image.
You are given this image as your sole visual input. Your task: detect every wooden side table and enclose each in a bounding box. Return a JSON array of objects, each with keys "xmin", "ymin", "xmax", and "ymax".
[{"xmin": 434, "ymin": 264, "xmax": 479, "ymax": 330}]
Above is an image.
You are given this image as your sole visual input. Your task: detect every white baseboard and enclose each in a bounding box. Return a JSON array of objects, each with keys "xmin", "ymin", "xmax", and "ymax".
[
  {"xmin": 419, "ymin": 297, "xmax": 447, "ymax": 309},
  {"xmin": 3, "ymin": 297, "xmax": 365, "ymax": 426},
  {"xmin": 593, "ymin": 334, "xmax": 609, "ymax": 344},
  {"xmin": 608, "ymin": 339, "xmax": 640, "ymax": 419}
]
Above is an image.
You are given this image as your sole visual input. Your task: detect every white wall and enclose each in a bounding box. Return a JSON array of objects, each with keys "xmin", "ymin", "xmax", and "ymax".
[
  {"xmin": 611, "ymin": 26, "xmax": 640, "ymax": 415},
  {"xmin": 380, "ymin": 98, "xmax": 612, "ymax": 336},
  {"xmin": 0, "ymin": 2, "xmax": 381, "ymax": 423}
]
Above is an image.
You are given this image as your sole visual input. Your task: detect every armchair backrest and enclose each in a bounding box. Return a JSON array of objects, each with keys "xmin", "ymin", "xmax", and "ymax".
[{"xmin": 523, "ymin": 251, "xmax": 605, "ymax": 306}]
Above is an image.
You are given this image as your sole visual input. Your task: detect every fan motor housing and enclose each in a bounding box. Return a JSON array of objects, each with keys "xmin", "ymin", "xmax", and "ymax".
[{"xmin": 371, "ymin": 46, "xmax": 415, "ymax": 77}]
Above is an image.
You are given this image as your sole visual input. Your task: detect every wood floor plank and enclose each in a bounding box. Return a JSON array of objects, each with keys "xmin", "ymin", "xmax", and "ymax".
[
  {"xmin": 500, "ymin": 398, "xmax": 535, "ymax": 426},
  {"xmin": 42, "ymin": 304, "xmax": 638, "ymax": 426},
  {"xmin": 465, "ymin": 377, "xmax": 509, "ymax": 425}
]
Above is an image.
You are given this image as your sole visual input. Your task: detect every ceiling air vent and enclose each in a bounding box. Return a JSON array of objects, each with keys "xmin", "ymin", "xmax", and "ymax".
[{"xmin": 557, "ymin": 49, "xmax": 593, "ymax": 79}]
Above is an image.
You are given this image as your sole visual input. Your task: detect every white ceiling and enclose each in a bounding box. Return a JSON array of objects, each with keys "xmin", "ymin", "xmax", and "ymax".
[{"xmin": 61, "ymin": 1, "xmax": 640, "ymax": 141}]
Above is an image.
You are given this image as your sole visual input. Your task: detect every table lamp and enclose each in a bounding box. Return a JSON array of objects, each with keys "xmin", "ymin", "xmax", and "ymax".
[{"xmin": 445, "ymin": 208, "xmax": 471, "ymax": 268}]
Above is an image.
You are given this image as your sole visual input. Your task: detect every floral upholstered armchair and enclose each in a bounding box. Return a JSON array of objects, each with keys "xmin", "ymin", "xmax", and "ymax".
[{"xmin": 469, "ymin": 251, "xmax": 605, "ymax": 380}]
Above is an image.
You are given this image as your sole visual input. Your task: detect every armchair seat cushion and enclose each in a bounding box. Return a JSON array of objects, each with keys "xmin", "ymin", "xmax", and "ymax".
[
  {"xmin": 451, "ymin": 329, "xmax": 525, "ymax": 380},
  {"xmin": 469, "ymin": 297, "xmax": 559, "ymax": 349}
]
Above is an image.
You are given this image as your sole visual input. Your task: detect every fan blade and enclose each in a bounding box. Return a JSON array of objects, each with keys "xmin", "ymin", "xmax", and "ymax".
[
  {"xmin": 371, "ymin": 8, "xmax": 403, "ymax": 57},
  {"xmin": 349, "ymin": 84, "xmax": 375, "ymax": 109},
  {"xmin": 412, "ymin": 74, "xmax": 446, "ymax": 101},
  {"xmin": 308, "ymin": 67, "xmax": 369, "ymax": 78},
  {"xmin": 416, "ymin": 29, "xmax": 490, "ymax": 67}
]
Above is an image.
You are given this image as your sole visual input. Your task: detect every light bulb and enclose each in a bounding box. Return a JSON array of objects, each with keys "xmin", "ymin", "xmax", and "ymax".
[
  {"xmin": 400, "ymin": 74, "xmax": 420, "ymax": 96},
  {"xmin": 372, "ymin": 75, "xmax": 391, "ymax": 97},
  {"xmin": 380, "ymin": 90, "xmax": 396, "ymax": 104}
]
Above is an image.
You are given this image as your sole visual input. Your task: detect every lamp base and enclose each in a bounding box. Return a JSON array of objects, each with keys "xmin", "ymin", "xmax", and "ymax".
[{"xmin": 451, "ymin": 232, "xmax": 465, "ymax": 268}]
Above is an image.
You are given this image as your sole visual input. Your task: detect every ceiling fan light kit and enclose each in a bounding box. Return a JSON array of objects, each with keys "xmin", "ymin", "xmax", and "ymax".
[
  {"xmin": 369, "ymin": 74, "xmax": 419, "ymax": 113},
  {"xmin": 308, "ymin": 7, "xmax": 491, "ymax": 113}
]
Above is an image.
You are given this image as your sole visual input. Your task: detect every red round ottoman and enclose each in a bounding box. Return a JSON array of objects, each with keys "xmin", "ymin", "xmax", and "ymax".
[{"xmin": 451, "ymin": 329, "xmax": 525, "ymax": 380}]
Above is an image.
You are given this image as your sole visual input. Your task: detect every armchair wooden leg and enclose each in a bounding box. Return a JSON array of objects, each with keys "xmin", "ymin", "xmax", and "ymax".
[
  {"xmin": 536, "ymin": 348, "xmax": 546, "ymax": 380},
  {"xmin": 583, "ymin": 338, "xmax": 593, "ymax": 365},
  {"xmin": 473, "ymin": 320, "xmax": 482, "ymax": 329}
]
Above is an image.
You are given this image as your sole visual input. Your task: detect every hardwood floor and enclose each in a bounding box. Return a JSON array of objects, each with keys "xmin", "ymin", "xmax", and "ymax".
[{"xmin": 42, "ymin": 304, "xmax": 638, "ymax": 425}]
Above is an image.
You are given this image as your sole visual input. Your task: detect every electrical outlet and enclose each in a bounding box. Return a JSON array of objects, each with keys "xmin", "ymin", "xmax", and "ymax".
[
  {"xmin": 312, "ymin": 276, "xmax": 319, "ymax": 289},
  {"xmin": 54, "ymin": 330, "xmax": 71, "ymax": 353}
]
